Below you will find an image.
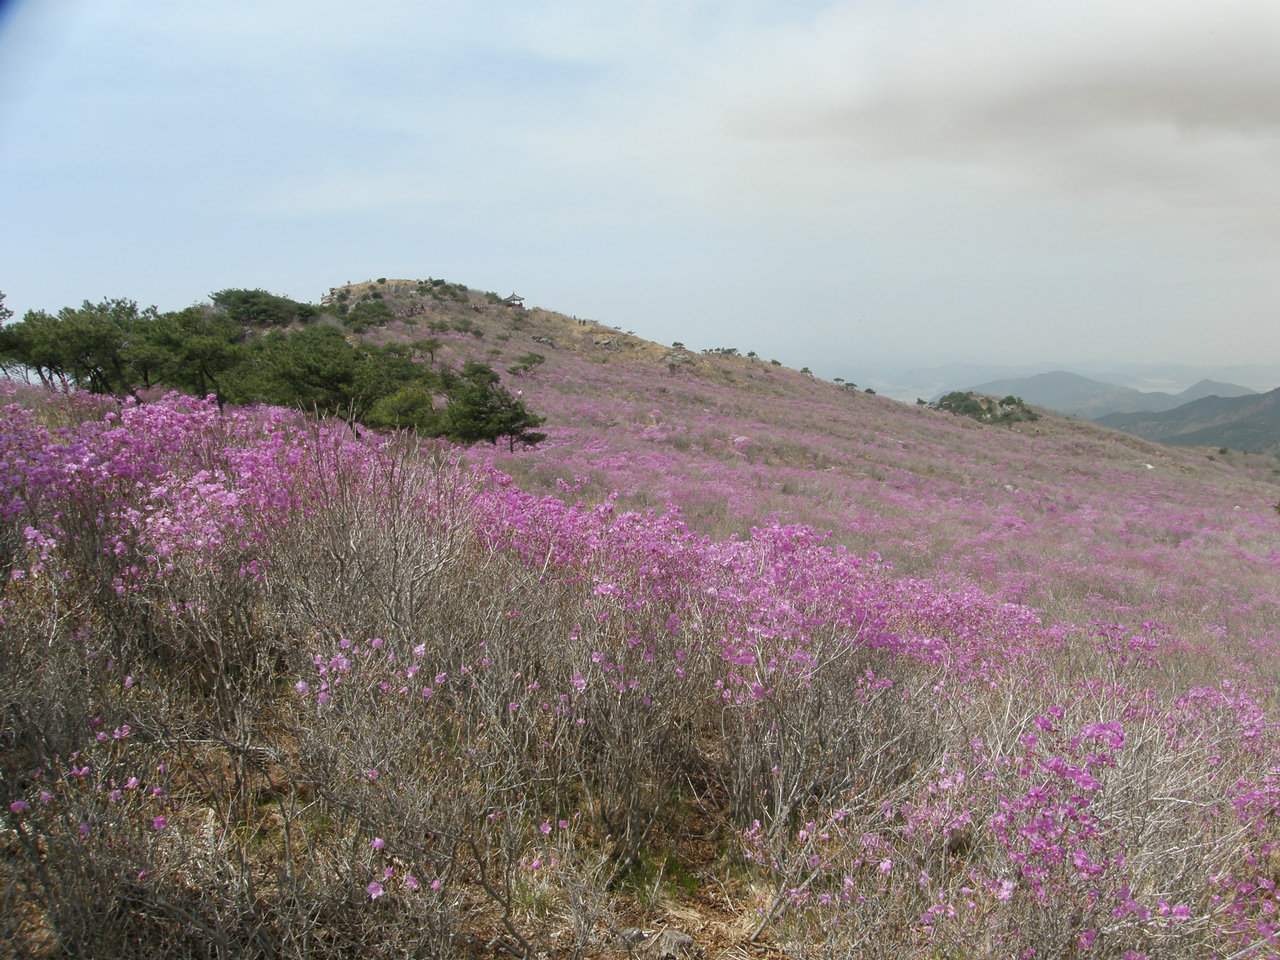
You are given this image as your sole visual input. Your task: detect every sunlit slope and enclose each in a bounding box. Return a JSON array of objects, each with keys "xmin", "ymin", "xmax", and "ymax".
[{"xmin": 343, "ymin": 279, "xmax": 1280, "ymax": 655}]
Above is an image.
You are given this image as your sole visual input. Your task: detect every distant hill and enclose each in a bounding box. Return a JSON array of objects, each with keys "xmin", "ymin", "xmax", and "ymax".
[
  {"xmin": 1178, "ymin": 378, "xmax": 1258, "ymax": 403},
  {"xmin": 960, "ymin": 370, "xmax": 1256, "ymax": 418},
  {"xmin": 1096, "ymin": 387, "xmax": 1280, "ymax": 455}
]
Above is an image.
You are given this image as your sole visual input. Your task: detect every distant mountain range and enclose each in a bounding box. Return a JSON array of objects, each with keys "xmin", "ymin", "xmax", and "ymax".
[
  {"xmin": 960, "ymin": 370, "xmax": 1257, "ymax": 419},
  {"xmin": 1095, "ymin": 388, "xmax": 1280, "ymax": 455}
]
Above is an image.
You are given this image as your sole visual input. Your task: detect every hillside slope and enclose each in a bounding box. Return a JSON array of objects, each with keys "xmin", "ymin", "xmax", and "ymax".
[
  {"xmin": 6, "ymin": 275, "xmax": 1280, "ymax": 959},
  {"xmin": 320, "ymin": 277, "xmax": 1280, "ymax": 648}
]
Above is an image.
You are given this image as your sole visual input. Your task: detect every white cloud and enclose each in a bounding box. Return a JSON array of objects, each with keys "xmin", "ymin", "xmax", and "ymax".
[
  {"xmin": 688, "ymin": 1, "xmax": 1280, "ymax": 238},
  {"xmin": 3, "ymin": 0, "xmax": 1279, "ymax": 371}
]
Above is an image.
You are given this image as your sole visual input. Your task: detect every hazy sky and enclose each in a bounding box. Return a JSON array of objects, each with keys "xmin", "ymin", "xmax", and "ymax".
[{"xmin": 2, "ymin": 0, "xmax": 1278, "ymax": 382}]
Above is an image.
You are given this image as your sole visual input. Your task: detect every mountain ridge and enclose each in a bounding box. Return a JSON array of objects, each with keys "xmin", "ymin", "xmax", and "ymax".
[
  {"xmin": 958, "ymin": 370, "xmax": 1257, "ymax": 418},
  {"xmin": 1096, "ymin": 387, "xmax": 1280, "ymax": 455}
]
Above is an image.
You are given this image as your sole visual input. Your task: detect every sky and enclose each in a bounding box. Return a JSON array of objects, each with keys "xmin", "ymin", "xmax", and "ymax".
[{"xmin": 2, "ymin": 0, "xmax": 1279, "ymax": 391}]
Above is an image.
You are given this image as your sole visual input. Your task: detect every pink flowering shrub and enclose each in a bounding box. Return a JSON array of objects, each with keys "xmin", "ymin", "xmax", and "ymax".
[{"xmin": 2, "ymin": 386, "xmax": 1280, "ymax": 958}]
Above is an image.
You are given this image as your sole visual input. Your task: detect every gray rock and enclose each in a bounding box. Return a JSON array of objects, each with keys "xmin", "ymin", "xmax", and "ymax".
[{"xmin": 643, "ymin": 927, "xmax": 694, "ymax": 958}]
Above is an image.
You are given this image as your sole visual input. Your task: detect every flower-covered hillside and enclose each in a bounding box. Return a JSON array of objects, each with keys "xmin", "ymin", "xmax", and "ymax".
[{"xmin": 2, "ymin": 383, "xmax": 1280, "ymax": 959}]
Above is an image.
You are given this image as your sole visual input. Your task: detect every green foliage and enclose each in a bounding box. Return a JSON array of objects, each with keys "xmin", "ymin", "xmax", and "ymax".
[
  {"xmin": 507, "ymin": 352, "xmax": 545, "ymax": 376},
  {"xmin": 364, "ymin": 384, "xmax": 439, "ymax": 432},
  {"xmin": 342, "ymin": 298, "xmax": 394, "ymax": 334},
  {"xmin": 441, "ymin": 361, "xmax": 546, "ymax": 451},
  {"xmin": 413, "ymin": 337, "xmax": 442, "ymax": 363},
  {"xmin": 232, "ymin": 326, "xmax": 426, "ymax": 425},
  {"xmin": 144, "ymin": 306, "xmax": 246, "ymax": 400},
  {"xmin": 3, "ymin": 288, "xmax": 547, "ymax": 446},
  {"xmin": 418, "ymin": 277, "xmax": 470, "ymax": 303},
  {"xmin": 0, "ymin": 298, "xmax": 159, "ymax": 395},
  {"xmin": 932, "ymin": 391, "xmax": 1040, "ymax": 426},
  {"xmin": 210, "ymin": 288, "xmax": 317, "ymax": 327}
]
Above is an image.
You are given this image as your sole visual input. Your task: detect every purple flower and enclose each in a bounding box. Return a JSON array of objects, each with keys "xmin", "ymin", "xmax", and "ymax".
[
  {"xmin": 371, "ymin": 837, "xmax": 386, "ymax": 850},
  {"xmin": 366, "ymin": 881, "xmax": 384, "ymax": 900},
  {"xmin": 151, "ymin": 815, "xmax": 168, "ymax": 831},
  {"xmin": 9, "ymin": 800, "xmax": 28, "ymax": 813}
]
